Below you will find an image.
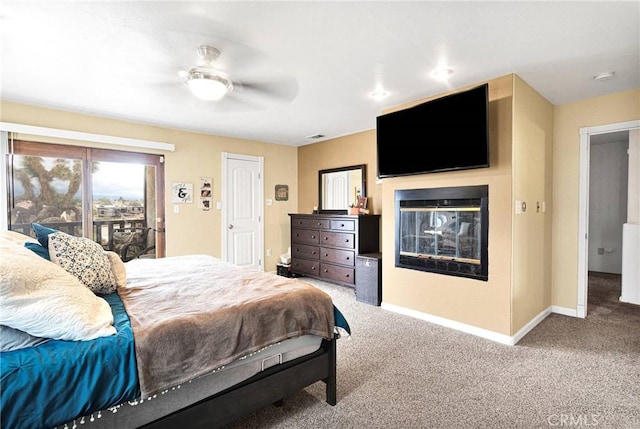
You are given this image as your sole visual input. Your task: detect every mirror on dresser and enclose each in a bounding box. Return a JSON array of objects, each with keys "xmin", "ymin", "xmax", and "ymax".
[{"xmin": 318, "ymin": 164, "xmax": 366, "ymax": 214}]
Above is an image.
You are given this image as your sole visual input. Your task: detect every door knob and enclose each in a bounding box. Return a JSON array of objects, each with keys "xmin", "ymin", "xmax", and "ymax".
[{"xmin": 228, "ymin": 224, "xmax": 234, "ymax": 229}]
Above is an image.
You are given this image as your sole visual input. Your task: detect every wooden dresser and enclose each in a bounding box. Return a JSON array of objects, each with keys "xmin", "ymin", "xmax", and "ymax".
[{"xmin": 289, "ymin": 214, "xmax": 380, "ymax": 287}]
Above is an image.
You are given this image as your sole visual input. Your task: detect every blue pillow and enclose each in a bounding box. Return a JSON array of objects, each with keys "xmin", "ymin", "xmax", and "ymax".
[
  {"xmin": 24, "ymin": 242, "xmax": 51, "ymax": 260},
  {"xmin": 31, "ymin": 223, "xmax": 59, "ymax": 248}
]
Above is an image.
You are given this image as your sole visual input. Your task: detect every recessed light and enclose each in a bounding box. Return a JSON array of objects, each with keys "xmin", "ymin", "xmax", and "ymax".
[
  {"xmin": 593, "ymin": 71, "xmax": 615, "ymax": 81},
  {"xmin": 306, "ymin": 134, "xmax": 325, "ymax": 140},
  {"xmin": 370, "ymin": 90, "xmax": 389, "ymax": 101}
]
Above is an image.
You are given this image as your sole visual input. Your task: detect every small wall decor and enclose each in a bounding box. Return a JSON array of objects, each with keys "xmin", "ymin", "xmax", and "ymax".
[
  {"xmin": 172, "ymin": 182, "xmax": 193, "ymax": 203},
  {"xmin": 275, "ymin": 184, "xmax": 289, "ymax": 201},
  {"xmin": 199, "ymin": 177, "xmax": 212, "ymax": 210}
]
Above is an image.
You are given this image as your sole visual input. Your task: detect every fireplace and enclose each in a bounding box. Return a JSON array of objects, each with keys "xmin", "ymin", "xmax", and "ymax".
[{"xmin": 395, "ymin": 185, "xmax": 488, "ymax": 281}]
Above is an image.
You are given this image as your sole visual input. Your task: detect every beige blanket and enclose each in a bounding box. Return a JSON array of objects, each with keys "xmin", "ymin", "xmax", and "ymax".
[{"xmin": 118, "ymin": 255, "xmax": 335, "ymax": 398}]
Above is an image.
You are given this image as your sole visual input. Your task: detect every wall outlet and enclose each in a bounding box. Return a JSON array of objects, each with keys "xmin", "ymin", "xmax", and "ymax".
[
  {"xmin": 266, "ymin": 249, "xmax": 272, "ymax": 257},
  {"xmin": 597, "ymin": 247, "xmax": 605, "ymax": 255}
]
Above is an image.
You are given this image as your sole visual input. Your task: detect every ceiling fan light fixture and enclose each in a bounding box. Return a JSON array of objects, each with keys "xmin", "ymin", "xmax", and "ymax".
[{"xmin": 187, "ymin": 70, "xmax": 233, "ymax": 101}]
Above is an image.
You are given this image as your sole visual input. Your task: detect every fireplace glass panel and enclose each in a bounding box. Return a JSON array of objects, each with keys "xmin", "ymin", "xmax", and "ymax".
[{"xmin": 400, "ymin": 207, "xmax": 481, "ymax": 264}]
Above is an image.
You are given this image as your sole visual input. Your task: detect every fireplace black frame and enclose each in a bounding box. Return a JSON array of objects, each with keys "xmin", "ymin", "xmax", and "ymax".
[{"xmin": 395, "ymin": 185, "xmax": 489, "ymax": 281}]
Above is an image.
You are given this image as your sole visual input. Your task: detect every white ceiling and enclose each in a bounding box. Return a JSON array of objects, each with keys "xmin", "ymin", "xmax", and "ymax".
[{"xmin": 1, "ymin": 1, "xmax": 638, "ymax": 147}]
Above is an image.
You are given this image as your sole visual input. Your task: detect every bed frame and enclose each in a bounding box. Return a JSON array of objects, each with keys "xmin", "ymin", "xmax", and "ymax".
[{"xmin": 141, "ymin": 335, "xmax": 337, "ymax": 429}]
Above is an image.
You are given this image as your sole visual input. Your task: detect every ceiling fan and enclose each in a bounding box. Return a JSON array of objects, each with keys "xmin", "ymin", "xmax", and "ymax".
[{"xmin": 185, "ymin": 45, "xmax": 233, "ymax": 101}]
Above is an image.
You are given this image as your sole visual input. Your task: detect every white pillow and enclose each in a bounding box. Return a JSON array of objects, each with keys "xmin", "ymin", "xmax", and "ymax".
[
  {"xmin": 48, "ymin": 231, "xmax": 117, "ymax": 294},
  {"xmin": 0, "ymin": 239, "xmax": 116, "ymax": 341}
]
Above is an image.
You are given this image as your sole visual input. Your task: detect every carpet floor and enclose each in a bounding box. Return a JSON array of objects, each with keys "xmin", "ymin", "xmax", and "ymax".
[{"xmin": 229, "ymin": 273, "xmax": 640, "ymax": 429}]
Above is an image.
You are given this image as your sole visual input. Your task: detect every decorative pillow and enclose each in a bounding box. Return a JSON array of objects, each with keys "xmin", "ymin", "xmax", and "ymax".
[
  {"xmin": 105, "ymin": 251, "xmax": 127, "ymax": 288},
  {"xmin": 48, "ymin": 231, "xmax": 117, "ymax": 294},
  {"xmin": 0, "ymin": 325, "xmax": 50, "ymax": 352},
  {"xmin": 24, "ymin": 242, "xmax": 51, "ymax": 260},
  {"xmin": 0, "ymin": 239, "xmax": 116, "ymax": 341},
  {"xmin": 32, "ymin": 222, "xmax": 59, "ymax": 247}
]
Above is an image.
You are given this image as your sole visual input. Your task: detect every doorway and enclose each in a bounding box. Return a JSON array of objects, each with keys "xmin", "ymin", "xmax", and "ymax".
[
  {"xmin": 578, "ymin": 120, "xmax": 640, "ymax": 317},
  {"xmin": 221, "ymin": 152, "xmax": 264, "ymax": 271},
  {"xmin": 6, "ymin": 140, "xmax": 165, "ymax": 259}
]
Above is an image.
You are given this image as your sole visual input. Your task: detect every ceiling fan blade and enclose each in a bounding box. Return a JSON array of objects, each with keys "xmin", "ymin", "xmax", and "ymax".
[{"xmin": 232, "ymin": 79, "xmax": 299, "ymax": 104}]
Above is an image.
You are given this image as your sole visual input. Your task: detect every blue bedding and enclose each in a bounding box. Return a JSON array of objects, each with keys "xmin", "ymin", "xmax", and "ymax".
[
  {"xmin": 0, "ymin": 292, "xmax": 350, "ymax": 429},
  {"xmin": 0, "ymin": 293, "xmax": 139, "ymax": 429}
]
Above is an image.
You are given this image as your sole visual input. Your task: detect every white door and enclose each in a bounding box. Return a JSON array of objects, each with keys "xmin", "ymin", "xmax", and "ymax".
[
  {"xmin": 323, "ymin": 171, "xmax": 349, "ymax": 210},
  {"xmin": 222, "ymin": 153, "xmax": 264, "ymax": 271}
]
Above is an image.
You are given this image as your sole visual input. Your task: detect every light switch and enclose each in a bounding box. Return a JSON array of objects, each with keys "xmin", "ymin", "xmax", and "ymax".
[
  {"xmin": 515, "ymin": 200, "xmax": 523, "ymax": 215},
  {"xmin": 173, "ymin": 204, "xmax": 180, "ymax": 213}
]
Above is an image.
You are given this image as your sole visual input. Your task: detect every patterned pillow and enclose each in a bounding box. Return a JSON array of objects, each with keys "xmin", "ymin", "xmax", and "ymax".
[{"xmin": 48, "ymin": 231, "xmax": 117, "ymax": 294}]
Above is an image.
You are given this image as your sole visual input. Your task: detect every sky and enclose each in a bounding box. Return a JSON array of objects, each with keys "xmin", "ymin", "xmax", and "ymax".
[
  {"xmin": 15, "ymin": 157, "xmax": 146, "ymax": 201},
  {"xmin": 92, "ymin": 161, "xmax": 145, "ymax": 199}
]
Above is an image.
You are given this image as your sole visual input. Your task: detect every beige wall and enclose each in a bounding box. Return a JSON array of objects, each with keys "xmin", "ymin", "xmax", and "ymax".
[
  {"xmin": 511, "ymin": 75, "xmax": 554, "ymax": 332},
  {"xmin": 297, "ymin": 130, "xmax": 380, "ymax": 215},
  {"xmin": 551, "ymin": 89, "xmax": 640, "ymax": 309},
  {"xmin": 379, "ymin": 75, "xmax": 515, "ymax": 335},
  {"xmin": 1, "ymin": 100, "xmax": 299, "ymax": 271}
]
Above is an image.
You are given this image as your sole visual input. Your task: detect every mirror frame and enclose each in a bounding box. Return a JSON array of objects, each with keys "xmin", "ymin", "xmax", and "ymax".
[{"xmin": 318, "ymin": 164, "xmax": 366, "ymax": 214}]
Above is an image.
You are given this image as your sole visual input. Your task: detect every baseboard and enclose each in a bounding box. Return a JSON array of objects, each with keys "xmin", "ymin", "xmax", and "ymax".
[
  {"xmin": 551, "ymin": 305, "xmax": 580, "ymax": 317},
  {"xmin": 380, "ymin": 303, "xmax": 560, "ymax": 346},
  {"xmin": 380, "ymin": 302, "xmax": 517, "ymax": 346},
  {"xmin": 511, "ymin": 307, "xmax": 551, "ymax": 344}
]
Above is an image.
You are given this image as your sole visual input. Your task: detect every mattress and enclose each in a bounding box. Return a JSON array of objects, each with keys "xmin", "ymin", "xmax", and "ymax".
[{"xmin": 57, "ymin": 334, "xmax": 323, "ymax": 429}]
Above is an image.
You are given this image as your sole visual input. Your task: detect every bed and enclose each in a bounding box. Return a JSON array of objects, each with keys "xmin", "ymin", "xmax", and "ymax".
[{"xmin": 0, "ymin": 227, "xmax": 350, "ymax": 429}]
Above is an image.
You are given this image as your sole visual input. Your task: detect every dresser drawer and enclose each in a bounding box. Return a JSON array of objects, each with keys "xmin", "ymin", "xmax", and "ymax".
[
  {"xmin": 321, "ymin": 231, "xmax": 355, "ymax": 249},
  {"xmin": 292, "ymin": 228, "xmax": 320, "ymax": 245},
  {"xmin": 320, "ymin": 263, "xmax": 355, "ymax": 285},
  {"xmin": 291, "ymin": 218, "xmax": 310, "ymax": 228},
  {"xmin": 309, "ymin": 218, "xmax": 331, "ymax": 229},
  {"xmin": 330, "ymin": 219, "xmax": 355, "ymax": 231},
  {"xmin": 291, "ymin": 258, "xmax": 319, "ymax": 276},
  {"xmin": 292, "ymin": 243, "xmax": 320, "ymax": 260},
  {"xmin": 320, "ymin": 247, "xmax": 355, "ymax": 266}
]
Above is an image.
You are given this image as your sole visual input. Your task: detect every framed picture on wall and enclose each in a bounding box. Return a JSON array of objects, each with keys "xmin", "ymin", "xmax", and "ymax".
[{"xmin": 275, "ymin": 184, "xmax": 289, "ymax": 201}]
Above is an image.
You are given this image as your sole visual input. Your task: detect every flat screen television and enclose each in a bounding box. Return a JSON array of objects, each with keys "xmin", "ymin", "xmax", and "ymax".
[{"xmin": 376, "ymin": 83, "xmax": 489, "ymax": 178}]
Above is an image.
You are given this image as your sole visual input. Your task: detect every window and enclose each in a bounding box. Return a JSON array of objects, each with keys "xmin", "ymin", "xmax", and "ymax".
[{"xmin": 7, "ymin": 140, "xmax": 165, "ymax": 260}]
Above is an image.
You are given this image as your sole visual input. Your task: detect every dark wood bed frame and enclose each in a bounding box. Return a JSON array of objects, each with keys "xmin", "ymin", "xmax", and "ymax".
[{"xmin": 142, "ymin": 335, "xmax": 337, "ymax": 429}]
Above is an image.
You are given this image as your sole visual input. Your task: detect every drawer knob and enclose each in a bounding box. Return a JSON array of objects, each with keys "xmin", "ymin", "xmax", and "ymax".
[
  {"xmin": 345, "ymin": 256, "xmax": 350, "ymax": 260},
  {"xmin": 311, "ymin": 266, "xmax": 316, "ymax": 270},
  {"xmin": 317, "ymin": 222, "xmax": 322, "ymax": 226},
  {"xmin": 324, "ymin": 269, "xmax": 328, "ymax": 273},
  {"xmin": 312, "ymin": 251, "xmax": 317, "ymax": 255},
  {"xmin": 311, "ymin": 235, "xmax": 316, "ymax": 239},
  {"xmin": 324, "ymin": 237, "xmax": 328, "ymax": 240},
  {"xmin": 345, "ymin": 239, "xmax": 350, "ymax": 243},
  {"xmin": 324, "ymin": 253, "xmax": 328, "ymax": 257},
  {"xmin": 340, "ymin": 223, "xmax": 345, "ymax": 227},
  {"xmin": 345, "ymin": 274, "xmax": 350, "ymax": 278}
]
